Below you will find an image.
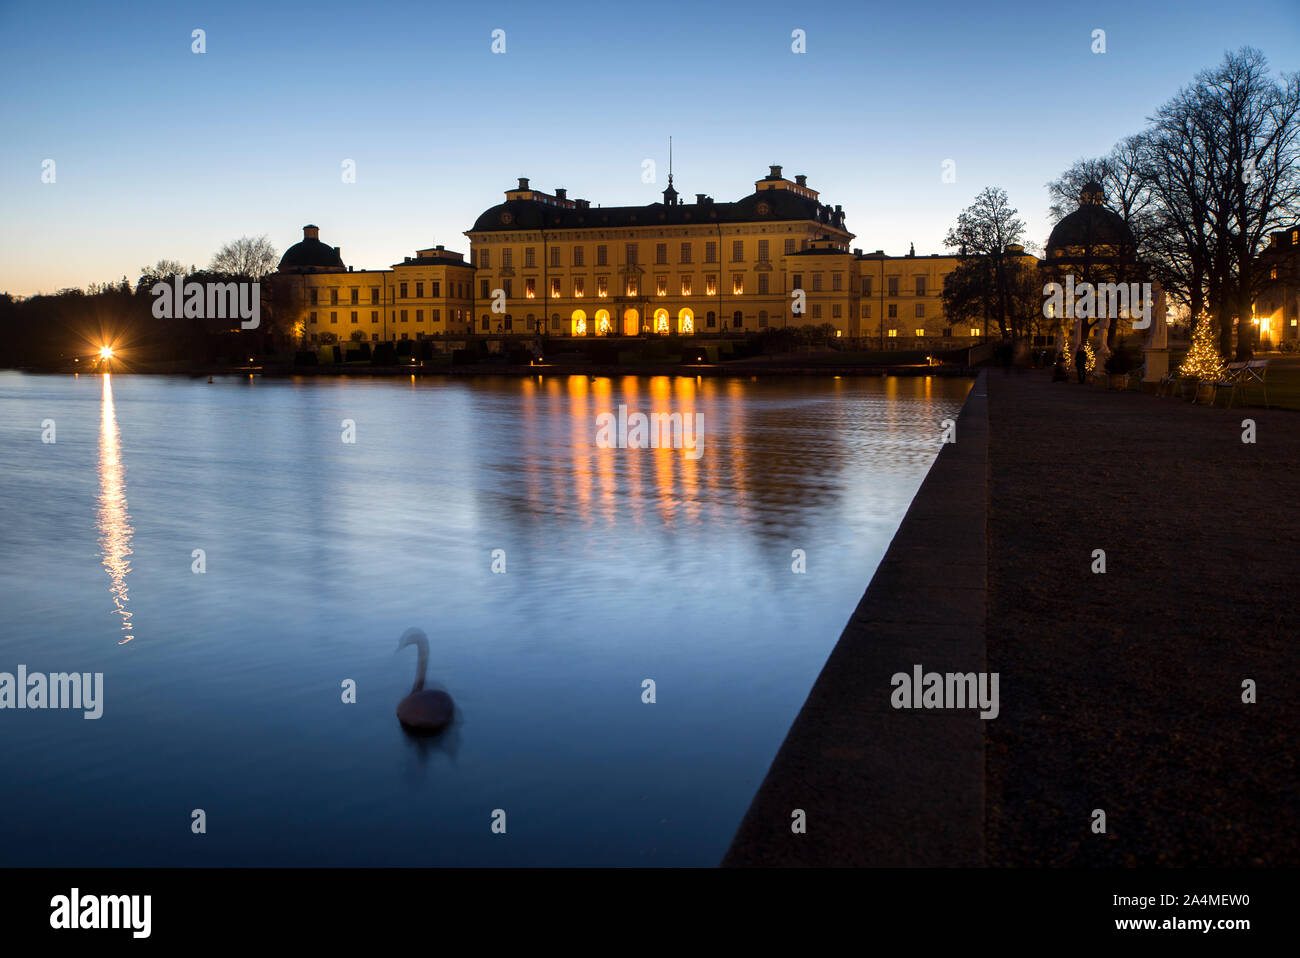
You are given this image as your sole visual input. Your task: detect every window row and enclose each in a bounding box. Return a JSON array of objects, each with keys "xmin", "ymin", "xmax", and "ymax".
[
  {"xmin": 308, "ymin": 281, "xmax": 469, "ymax": 305},
  {"xmin": 308, "ymin": 309, "xmax": 469, "ymax": 324},
  {"xmin": 476, "ymin": 238, "xmax": 811, "ymax": 270}
]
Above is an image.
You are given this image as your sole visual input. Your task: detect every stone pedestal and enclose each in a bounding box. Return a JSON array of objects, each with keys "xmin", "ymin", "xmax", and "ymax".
[{"xmin": 1143, "ymin": 347, "xmax": 1170, "ymax": 383}]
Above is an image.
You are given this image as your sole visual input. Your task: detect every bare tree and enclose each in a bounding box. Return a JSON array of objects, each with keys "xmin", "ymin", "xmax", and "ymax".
[
  {"xmin": 944, "ymin": 187, "xmax": 1027, "ymax": 340},
  {"xmin": 210, "ymin": 235, "xmax": 279, "ymax": 280}
]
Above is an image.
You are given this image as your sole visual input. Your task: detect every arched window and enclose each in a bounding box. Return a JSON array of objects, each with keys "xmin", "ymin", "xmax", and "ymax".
[
  {"xmin": 595, "ymin": 309, "xmax": 612, "ymax": 335},
  {"xmin": 571, "ymin": 309, "xmax": 587, "ymax": 336},
  {"xmin": 654, "ymin": 309, "xmax": 670, "ymax": 334},
  {"xmin": 678, "ymin": 308, "xmax": 694, "ymax": 335}
]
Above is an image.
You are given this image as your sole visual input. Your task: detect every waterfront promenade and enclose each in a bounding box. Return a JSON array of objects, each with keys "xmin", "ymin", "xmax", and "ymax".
[{"xmin": 726, "ymin": 369, "xmax": 1298, "ymax": 866}]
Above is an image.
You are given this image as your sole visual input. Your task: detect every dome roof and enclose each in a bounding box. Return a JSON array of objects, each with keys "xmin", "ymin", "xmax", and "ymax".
[
  {"xmin": 1047, "ymin": 183, "xmax": 1133, "ymax": 252},
  {"xmin": 278, "ymin": 225, "xmax": 345, "ymax": 271}
]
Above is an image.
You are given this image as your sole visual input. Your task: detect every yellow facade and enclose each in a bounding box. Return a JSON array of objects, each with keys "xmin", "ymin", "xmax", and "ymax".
[{"xmin": 276, "ymin": 229, "xmax": 474, "ymax": 344}]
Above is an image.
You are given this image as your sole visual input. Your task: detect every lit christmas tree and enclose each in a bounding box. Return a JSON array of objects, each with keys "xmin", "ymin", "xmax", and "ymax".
[{"xmin": 1178, "ymin": 311, "xmax": 1224, "ymax": 381}]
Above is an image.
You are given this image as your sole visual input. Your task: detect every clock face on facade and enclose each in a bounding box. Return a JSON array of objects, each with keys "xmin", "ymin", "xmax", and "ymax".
[
  {"xmin": 755, "ymin": 201, "xmax": 771, "ymax": 216},
  {"xmin": 500, "ymin": 210, "xmax": 514, "ymax": 225}
]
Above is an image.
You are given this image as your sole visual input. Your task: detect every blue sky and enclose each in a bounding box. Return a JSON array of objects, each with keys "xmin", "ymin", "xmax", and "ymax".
[{"xmin": 1, "ymin": 0, "xmax": 1296, "ymax": 295}]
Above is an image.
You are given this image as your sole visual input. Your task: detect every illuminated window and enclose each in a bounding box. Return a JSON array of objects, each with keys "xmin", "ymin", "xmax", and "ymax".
[
  {"xmin": 732, "ymin": 274, "xmax": 744, "ymax": 295},
  {"xmin": 626, "ymin": 278, "xmax": 638, "ymax": 296},
  {"xmin": 681, "ymin": 277, "xmax": 692, "ymax": 296},
  {"xmin": 971, "ymin": 328, "xmax": 981, "ymax": 337},
  {"xmin": 551, "ymin": 278, "xmax": 561, "ymax": 298},
  {"xmin": 915, "ymin": 328, "xmax": 925, "ymax": 337},
  {"xmin": 597, "ymin": 277, "xmax": 608, "ymax": 298},
  {"xmin": 1272, "ymin": 267, "xmax": 1279, "ymax": 280},
  {"xmin": 654, "ymin": 309, "xmax": 669, "ymax": 333},
  {"xmin": 525, "ymin": 279, "xmax": 536, "ymax": 299},
  {"xmin": 887, "ymin": 329, "xmax": 897, "ymax": 337},
  {"xmin": 705, "ymin": 276, "xmax": 717, "ymax": 295},
  {"xmin": 657, "ymin": 276, "xmax": 667, "ymax": 296},
  {"xmin": 574, "ymin": 278, "xmax": 584, "ymax": 298}
]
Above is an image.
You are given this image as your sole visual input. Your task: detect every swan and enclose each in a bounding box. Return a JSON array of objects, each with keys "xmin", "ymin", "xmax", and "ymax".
[{"xmin": 395, "ymin": 628, "xmax": 454, "ymax": 732}]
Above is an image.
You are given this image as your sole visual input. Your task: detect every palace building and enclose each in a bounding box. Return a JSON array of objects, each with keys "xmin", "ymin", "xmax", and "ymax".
[{"xmin": 274, "ymin": 166, "xmax": 1110, "ymax": 348}]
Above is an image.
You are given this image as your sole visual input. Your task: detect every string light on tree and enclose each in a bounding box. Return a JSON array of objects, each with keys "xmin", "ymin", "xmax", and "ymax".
[{"xmin": 1179, "ymin": 311, "xmax": 1224, "ymax": 381}]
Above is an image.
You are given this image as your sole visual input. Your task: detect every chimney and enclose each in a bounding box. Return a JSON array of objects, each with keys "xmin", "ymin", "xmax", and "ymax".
[
  {"xmin": 768, "ymin": 164, "xmax": 783, "ymax": 179},
  {"xmin": 303, "ymin": 225, "xmax": 320, "ymax": 240},
  {"xmin": 348, "ymin": 265, "xmax": 353, "ymax": 272},
  {"xmin": 555, "ymin": 188, "xmax": 566, "ymax": 200},
  {"xmin": 436, "ymin": 244, "xmax": 444, "ymax": 251},
  {"xmin": 696, "ymin": 193, "xmax": 707, "ymax": 204},
  {"xmin": 334, "ymin": 246, "xmax": 341, "ymax": 261},
  {"xmin": 795, "ymin": 175, "xmax": 807, "ymax": 187},
  {"xmin": 517, "ymin": 177, "xmax": 530, "ymax": 190}
]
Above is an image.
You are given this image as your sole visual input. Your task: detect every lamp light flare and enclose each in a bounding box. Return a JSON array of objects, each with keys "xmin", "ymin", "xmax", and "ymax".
[{"xmin": 99, "ymin": 346, "xmax": 113, "ymax": 359}]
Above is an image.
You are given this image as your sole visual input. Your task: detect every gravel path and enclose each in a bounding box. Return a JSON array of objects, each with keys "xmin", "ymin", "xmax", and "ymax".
[{"xmin": 985, "ymin": 370, "xmax": 1298, "ymax": 866}]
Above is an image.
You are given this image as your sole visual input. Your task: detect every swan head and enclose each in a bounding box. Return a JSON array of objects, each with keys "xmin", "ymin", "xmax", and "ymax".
[{"xmin": 396, "ymin": 627, "xmax": 427, "ymax": 653}]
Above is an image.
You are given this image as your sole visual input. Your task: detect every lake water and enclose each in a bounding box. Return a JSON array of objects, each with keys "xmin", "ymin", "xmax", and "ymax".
[{"xmin": 0, "ymin": 370, "xmax": 969, "ymax": 866}]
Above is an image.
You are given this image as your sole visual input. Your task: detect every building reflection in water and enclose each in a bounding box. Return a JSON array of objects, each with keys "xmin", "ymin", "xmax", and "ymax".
[{"xmin": 97, "ymin": 374, "xmax": 135, "ymax": 645}]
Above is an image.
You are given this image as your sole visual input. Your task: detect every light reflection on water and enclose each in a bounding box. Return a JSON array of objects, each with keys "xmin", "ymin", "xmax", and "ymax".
[
  {"xmin": 96, "ymin": 374, "xmax": 135, "ymax": 644},
  {"xmin": 0, "ymin": 371, "xmax": 968, "ymax": 866}
]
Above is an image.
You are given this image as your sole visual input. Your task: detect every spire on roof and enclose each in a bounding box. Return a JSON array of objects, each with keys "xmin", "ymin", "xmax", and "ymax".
[{"xmin": 663, "ymin": 135, "xmax": 679, "ymax": 206}]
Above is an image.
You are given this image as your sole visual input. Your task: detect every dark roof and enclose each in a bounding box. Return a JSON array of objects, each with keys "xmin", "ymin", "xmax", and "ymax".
[
  {"xmin": 279, "ymin": 238, "xmax": 345, "ymax": 270},
  {"xmin": 1047, "ymin": 187, "xmax": 1133, "ymax": 251},
  {"xmin": 469, "ymin": 188, "xmax": 848, "ymax": 234},
  {"xmin": 392, "ymin": 255, "xmax": 474, "ymax": 269}
]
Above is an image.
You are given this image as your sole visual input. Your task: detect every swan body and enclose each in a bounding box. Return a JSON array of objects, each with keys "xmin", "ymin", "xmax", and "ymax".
[{"xmin": 396, "ymin": 628, "xmax": 454, "ymax": 732}]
